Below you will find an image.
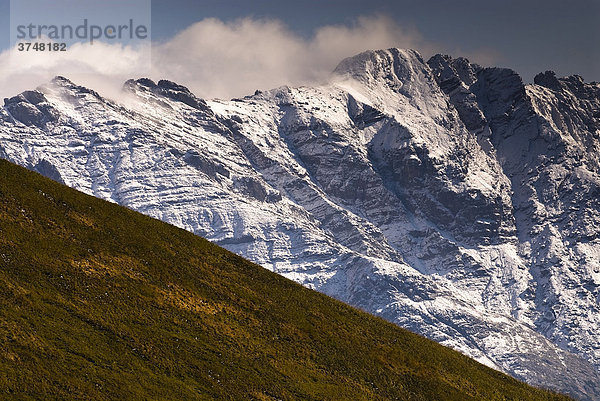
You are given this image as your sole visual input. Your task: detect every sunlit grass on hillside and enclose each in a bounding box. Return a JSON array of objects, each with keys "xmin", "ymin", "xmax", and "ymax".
[{"xmin": 0, "ymin": 159, "xmax": 571, "ymax": 400}]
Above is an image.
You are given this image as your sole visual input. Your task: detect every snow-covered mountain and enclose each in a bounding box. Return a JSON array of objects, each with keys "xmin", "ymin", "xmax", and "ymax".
[{"xmin": 2, "ymin": 48, "xmax": 599, "ymax": 400}]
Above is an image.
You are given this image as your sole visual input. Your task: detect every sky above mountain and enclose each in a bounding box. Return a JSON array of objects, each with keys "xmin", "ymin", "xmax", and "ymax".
[{"xmin": 0, "ymin": 0, "xmax": 598, "ymax": 99}]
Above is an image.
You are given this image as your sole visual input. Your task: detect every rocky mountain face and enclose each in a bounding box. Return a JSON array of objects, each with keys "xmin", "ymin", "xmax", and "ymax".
[{"xmin": 1, "ymin": 48, "xmax": 599, "ymax": 400}]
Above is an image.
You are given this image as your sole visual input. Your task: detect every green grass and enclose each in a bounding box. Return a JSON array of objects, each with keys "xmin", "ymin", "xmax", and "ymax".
[{"xmin": 0, "ymin": 159, "xmax": 571, "ymax": 401}]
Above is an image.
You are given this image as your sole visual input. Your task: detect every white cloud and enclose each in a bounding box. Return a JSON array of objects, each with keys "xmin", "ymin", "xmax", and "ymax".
[
  {"xmin": 151, "ymin": 15, "xmax": 430, "ymax": 99},
  {"xmin": 0, "ymin": 40, "xmax": 151, "ymax": 101},
  {"xmin": 0, "ymin": 15, "xmax": 498, "ymax": 101}
]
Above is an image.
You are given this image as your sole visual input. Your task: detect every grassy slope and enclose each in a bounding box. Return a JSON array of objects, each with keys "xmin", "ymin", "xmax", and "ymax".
[{"xmin": 0, "ymin": 159, "xmax": 570, "ymax": 401}]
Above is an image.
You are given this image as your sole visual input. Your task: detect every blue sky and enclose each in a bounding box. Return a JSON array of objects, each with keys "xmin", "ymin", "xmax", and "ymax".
[{"xmin": 0, "ymin": 0, "xmax": 598, "ymax": 95}]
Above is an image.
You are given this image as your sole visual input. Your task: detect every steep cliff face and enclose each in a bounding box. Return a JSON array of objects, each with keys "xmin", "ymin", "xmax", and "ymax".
[
  {"xmin": 2, "ymin": 48, "xmax": 599, "ymax": 400},
  {"xmin": 429, "ymin": 54, "xmax": 600, "ymax": 380}
]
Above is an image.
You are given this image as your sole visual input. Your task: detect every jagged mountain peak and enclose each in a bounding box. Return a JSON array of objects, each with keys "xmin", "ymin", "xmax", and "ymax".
[
  {"xmin": 534, "ymin": 70, "xmax": 599, "ymax": 99},
  {"xmin": 333, "ymin": 48, "xmax": 429, "ymax": 87},
  {"xmin": 3, "ymin": 87, "xmax": 60, "ymax": 128},
  {"xmin": 49, "ymin": 75, "xmax": 102, "ymax": 97},
  {"xmin": 427, "ymin": 54, "xmax": 482, "ymax": 89},
  {"xmin": 3, "ymin": 89, "xmax": 47, "ymax": 107},
  {"xmin": 125, "ymin": 77, "xmax": 195, "ymax": 93},
  {"xmin": 124, "ymin": 77, "xmax": 211, "ymax": 112},
  {"xmin": 51, "ymin": 75, "xmax": 74, "ymax": 85},
  {"xmin": 534, "ymin": 70, "xmax": 563, "ymax": 91},
  {"xmin": 127, "ymin": 77, "xmax": 158, "ymax": 89},
  {"xmin": 4, "ymin": 76, "xmax": 97, "ymax": 110},
  {"xmin": 428, "ymin": 53, "xmax": 524, "ymax": 92}
]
